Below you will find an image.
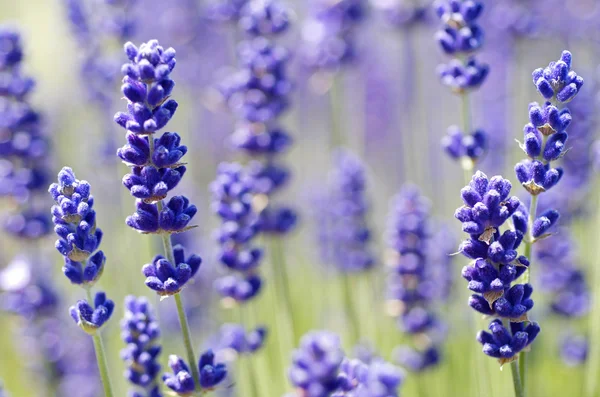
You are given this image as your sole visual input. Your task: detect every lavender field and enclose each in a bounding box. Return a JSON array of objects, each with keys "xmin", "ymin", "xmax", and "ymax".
[{"xmin": 0, "ymin": 1, "xmax": 598, "ymax": 396}]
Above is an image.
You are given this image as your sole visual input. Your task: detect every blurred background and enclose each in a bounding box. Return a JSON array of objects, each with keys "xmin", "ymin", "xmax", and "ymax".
[{"xmin": 0, "ymin": 0, "xmax": 599, "ymax": 396}]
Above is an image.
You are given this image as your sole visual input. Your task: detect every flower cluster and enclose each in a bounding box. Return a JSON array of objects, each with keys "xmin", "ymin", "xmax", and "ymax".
[
  {"xmin": 115, "ymin": 39, "xmax": 199, "ymax": 239},
  {"xmin": 0, "ymin": 27, "xmax": 51, "ymax": 240},
  {"xmin": 325, "ymin": 150, "xmax": 374, "ymax": 272},
  {"xmin": 213, "ymin": 323, "xmax": 268, "ymax": 355},
  {"xmin": 300, "ymin": 0, "xmax": 367, "ymax": 70},
  {"xmin": 142, "ymin": 245, "xmax": 202, "ymax": 296},
  {"xmin": 435, "ymin": 0, "xmax": 489, "ymax": 168},
  {"xmin": 48, "ymin": 167, "xmax": 114, "ymax": 336},
  {"xmin": 455, "ymin": 171, "xmax": 540, "ymax": 364},
  {"xmin": 120, "ymin": 296, "xmax": 162, "ymax": 397},
  {"xmin": 385, "ymin": 185, "xmax": 452, "ymax": 371},
  {"xmin": 211, "ymin": 163, "xmax": 264, "ymax": 302},
  {"xmin": 162, "ymin": 350, "xmax": 227, "ymax": 395},
  {"xmin": 49, "ymin": 167, "xmax": 105, "ymax": 286},
  {"xmin": 70, "ymin": 292, "xmax": 115, "ymax": 335},
  {"xmin": 515, "ymin": 51, "xmax": 583, "ymax": 196},
  {"xmin": 288, "ymin": 330, "xmax": 404, "ymax": 397},
  {"xmin": 219, "ymin": 0, "xmax": 297, "ymax": 236}
]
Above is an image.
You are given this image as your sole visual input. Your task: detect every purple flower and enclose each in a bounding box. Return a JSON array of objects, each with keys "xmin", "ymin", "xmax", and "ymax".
[
  {"xmin": 437, "ymin": 57, "xmax": 489, "ymax": 93},
  {"xmin": 455, "ymin": 171, "xmax": 521, "ymax": 236},
  {"xmin": 477, "ymin": 319, "xmax": 540, "ymax": 365},
  {"xmin": 515, "ymin": 159, "xmax": 563, "ymax": 195},
  {"xmin": 162, "ymin": 350, "xmax": 227, "ymax": 394},
  {"xmin": 288, "ymin": 330, "xmax": 345, "ymax": 397},
  {"xmin": 120, "ymin": 296, "xmax": 162, "ymax": 395},
  {"xmin": 69, "ymin": 292, "xmax": 115, "ymax": 335},
  {"xmin": 434, "ymin": 0, "xmax": 484, "ymax": 54},
  {"xmin": 142, "ymin": 245, "xmax": 202, "ymax": 296},
  {"xmin": 442, "ymin": 125, "xmax": 487, "ymax": 164},
  {"xmin": 126, "ymin": 196, "xmax": 197, "ymax": 234},
  {"xmin": 239, "ymin": 0, "xmax": 290, "ymax": 36},
  {"xmin": 532, "ymin": 50, "xmax": 583, "ymax": 103}
]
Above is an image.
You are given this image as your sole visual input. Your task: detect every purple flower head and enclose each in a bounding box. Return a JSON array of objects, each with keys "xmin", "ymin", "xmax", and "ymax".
[
  {"xmin": 289, "ymin": 330, "xmax": 345, "ymax": 397},
  {"xmin": 211, "ymin": 163, "xmax": 264, "ymax": 294},
  {"xmin": 470, "ymin": 283, "xmax": 534, "ymax": 321},
  {"xmin": 351, "ymin": 361, "xmax": 405, "ymax": 397},
  {"xmin": 327, "ymin": 150, "xmax": 374, "ymax": 273},
  {"xmin": 126, "ymin": 196, "xmax": 197, "ymax": 234},
  {"xmin": 163, "ymin": 350, "xmax": 227, "ymax": 394},
  {"xmin": 455, "ymin": 171, "xmax": 521, "ymax": 237},
  {"xmin": 515, "ymin": 159, "xmax": 563, "ymax": 195},
  {"xmin": 231, "ymin": 123, "xmax": 292, "ymax": 155},
  {"xmin": 531, "ymin": 209, "xmax": 560, "ymax": 238},
  {"xmin": 120, "ymin": 296, "xmax": 162, "ymax": 394},
  {"xmin": 117, "ymin": 131, "xmax": 187, "ymax": 167},
  {"xmin": 259, "ymin": 205, "xmax": 298, "ymax": 235},
  {"xmin": 69, "ymin": 291, "xmax": 115, "ymax": 335},
  {"xmin": 246, "ymin": 159, "xmax": 290, "ymax": 195},
  {"xmin": 461, "ymin": 258, "xmax": 527, "ymax": 304},
  {"xmin": 393, "ymin": 345, "xmax": 440, "ymax": 372},
  {"xmin": 214, "ymin": 274, "xmax": 263, "ymax": 302},
  {"xmin": 220, "ymin": 37, "xmax": 291, "ymax": 123},
  {"xmin": 532, "ymin": 51, "xmax": 583, "ymax": 103},
  {"xmin": 122, "ymin": 165, "xmax": 186, "ymax": 203},
  {"xmin": 300, "ymin": 18, "xmax": 356, "ymax": 70},
  {"xmin": 560, "ymin": 334, "xmax": 588, "ymax": 367},
  {"xmin": 0, "ymin": 28, "xmax": 24, "ymax": 68},
  {"xmin": 4, "ymin": 210, "xmax": 52, "ymax": 240},
  {"xmin": 114, "ymin": 40, "xmax": 178, "ymax": 135},
  {"xmin": 62, "ymin": 250, "xmax": 106, "ymax": 286},
  {"xmin": 442, "ymin": 125, "xmax": 487, "ymax": 163},
  {"xmin": 527, "ymin": 101, "xmax": 572, "ymax": 136},
  {"xmin": 142, "ymin": 245, "xmax": 202, "ymax": 296},
  {"xmin": 213, "ymin": 323, "xmax": 268, "ymax": 354},
  {"xmin": 49, "ymin": 167, "xmax": 104, "ymax": 266},
  {"xmin": 477, "ymin": 319, "xmax": 540, "ymax": 365},
  {"xmin": 434, "ymin": 0, "xmax": 484, "ymax": 54},
  {"xmin": 239, "ymin": 0, "xmax": 291, "ymax": 36},
  {"xmin": 437, "ymin": 57, "xmax": 489, "ymax": 93}
]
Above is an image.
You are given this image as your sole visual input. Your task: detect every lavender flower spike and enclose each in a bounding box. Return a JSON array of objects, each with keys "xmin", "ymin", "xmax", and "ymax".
[
  {"xmin": 120, "ymin": 296, "xmax": 162, "ymax": 397},
  {"xmin": 48, "ymin": 167, "xmax": 105, "ymax": 286},
  {"xmin": 289, "ymin": 330, "xmax": 345, "ymax": 396}
]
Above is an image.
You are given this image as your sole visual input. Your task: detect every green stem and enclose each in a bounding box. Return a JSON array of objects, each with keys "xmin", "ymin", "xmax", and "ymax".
[
  {"xmin": 341, "ymin": 273, "xmax": 360, "ymax": 344},
  {"xmin": 239, "ymin": 305, "xmax": 259, "ymax": 397},
  {"xmin": 517, "ymin": 193, "xmax": 538, "ymax": 391},
  {"xmin": 329, "ymin": 74, "xmax": 343, "ymax": 150},
  {"xmin": 270, "ymin": 237, "xmax": 297, "ymax": 342},
  {"xmin": 86, "ymin": 288, "xmax": 114, "ymax": 397},
  {"xmin": 585, "ymin": 192, "xmax": 600, "ymax": 396},
  {"xmin": 510, "ymin": 360, "xmax": 525, "ymax": 397},
  {"xmin": 460, "ymin": 92, "xmax": 474, "ymax": 184},
  {"xmin": 173, "ymin": 292, "xmax": 200, "ymax": 388},
  {"xmin": 159, "ymin": 230, "xmax": 200, "ymax": 388}
]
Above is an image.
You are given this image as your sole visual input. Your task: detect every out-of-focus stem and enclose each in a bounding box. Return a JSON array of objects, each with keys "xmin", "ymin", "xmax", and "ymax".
[
  {"xmin": 461, "ymin": 92, "xmax": 474, "ymax": 184},
  {"xmin": 329, "ymin": 74, "xmax": 343, "ymax": 150},
  {"xmin": 341, "ymin": 273, "xmax": 360, "ymax": 344},
  {"xmin": 510, "ymin": 360, "xmax": 524, "ymax": 397},
  {"xmin": 585, "ymin": 192, "xmax": 600, "ymax": 396}
]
